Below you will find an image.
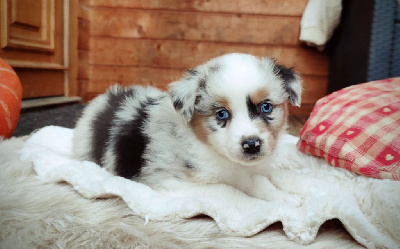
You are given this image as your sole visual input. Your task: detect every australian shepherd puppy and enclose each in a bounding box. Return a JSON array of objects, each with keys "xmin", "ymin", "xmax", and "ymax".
[{"xmin": 73, "ymin": 53, "xmax": 303, "ymax": 205}]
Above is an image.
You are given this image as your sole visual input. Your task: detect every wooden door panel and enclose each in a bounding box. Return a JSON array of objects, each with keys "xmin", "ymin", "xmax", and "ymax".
[
  {"xmin": 15, "ymin": 68, "xmax": 64, "ymax": 98},
  {"xmin": 1, "ymin": 0, "xmax": 55, "ymax": 51},
  {"xmin": 0, "ymin": 0, "xmax": 63, "ymax": 67},
  {"xmin": 0, "ymin": 0, "xmax": 78, "ymax": 101},
  {"xmin": 13, "ymin": 0, "xmax": 42, "ymax": 27}
]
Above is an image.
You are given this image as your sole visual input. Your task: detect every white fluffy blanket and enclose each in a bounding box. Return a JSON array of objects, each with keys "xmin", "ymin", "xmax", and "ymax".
[{"xmin": 3, "ymin": 126, "xmax": 400, "ymax": 248}]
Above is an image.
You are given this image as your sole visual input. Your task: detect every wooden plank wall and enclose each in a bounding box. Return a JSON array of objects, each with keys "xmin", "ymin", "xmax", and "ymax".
[{"xmin": 78, "ymin": 0, "xmax": 329, "ymax": 115}]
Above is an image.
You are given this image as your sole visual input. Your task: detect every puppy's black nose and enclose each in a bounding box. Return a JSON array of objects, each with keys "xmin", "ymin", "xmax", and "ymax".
[{"xmin": 242, "ymin": 138, "xmax": 261, "ymax": 155}]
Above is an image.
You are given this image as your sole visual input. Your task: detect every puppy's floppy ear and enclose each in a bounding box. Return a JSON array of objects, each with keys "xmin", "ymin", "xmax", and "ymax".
[
  {"xmin": 274, "ymin": 64, "xmax": 303, "ymax": 107},
  {"xmin": 168, "ymin": 68, "xmax": 203, "ymax": 123}
]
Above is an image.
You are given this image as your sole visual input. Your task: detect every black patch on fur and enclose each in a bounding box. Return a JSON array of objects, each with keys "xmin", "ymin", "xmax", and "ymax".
[
  {"xmin": 246, "ymin": 96, "xmax": 259, "ymax": 120},
  {"xmin": 261, "ymin": 113, "xmax": 274, "ymax": 123},
  {"xmin": 195, "ymin": 102, "xmax": 212, "ymax": 115},
  {"xmin": 286, "ymin": 88, "xmax": 299, "ymax": 103},
  {"xmin": 209, "ymin": 64, "xmax": 220, "ymax": 72},
  {"xmin": 91, "ymin": 88, "xmax": 137, "ymax": 166},
  {"xmin": 246, "ymin": 96, "xmax": 274, "ymax": 124},
  {"xmin": 194, "ymin": 95, "xmax": 214, "ymax": 116},
  {"xmin": 196, "ymin": 109, "xmax": 208, "ymax": 115},
  {"xmin": 274, "ymin": 64, "xmax": 299, "ymax": 105},
  {"xmin": 275, "ymin": 64, "xmax": 296, "ymax": 83},
  {"xmin": 183, "ymin": 109, "xmax": 194, "ymax": 120},
  {"xmin": 199, "ymin": 78, "xmax": 207, "ymax": 90},
  {"xmin": 195, "ymin": 95, "xmax": 202, "ymax": 105},
  {"xmin": 216, "ymin": 119, "xmax": 228, "ymax": 128},
  {"xmin": 186, "ymin": 68, "xmax": 198, "ymax": 76},
  {"xmin": 286, "ymin": 88, "xmax": 298, "ymax": 106},
  {"xmin": 173, "ymin": 99, "xmax": 184, "ymax": 110},
  {"xmin": 185, "ymin": 161, "xmax": 195, "ymax": 170},
  {"xmin": 114, "ymin": 97, "xmax": 162, "ymax": 179}
]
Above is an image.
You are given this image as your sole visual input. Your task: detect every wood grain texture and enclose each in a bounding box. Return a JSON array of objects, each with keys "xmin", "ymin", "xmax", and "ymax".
[
  {"xmin": 289, "ymin": 103, "xmax": 314, "ymax": 116},
  {"xmin": 87, "ymin": 65, "xmax": 182, "ymax": 92},
  {"xmin": 78, "ymin": 50, "xmax": 89, "ymax": 79},
  {"xmin": 78, "ymin": 19, "xmax": 90, "ymax": 50},
  {"xmin": 78, "ymin": 79, "xmax": 90, "ymax": 100},
  {"xmin": 80, "ymin": 0, "xmax": 90, "ymax": 7},
  {"xmin": 89, "ymin": 38, "xmax": 328, "ymax": 76},
  {"xmin": 68, "ymin": 0, "xmax": 79, "ymax": 97},
  {"xmin": 88, "ymin": 0, "xmax": 308, "ymax": 16},
  {"xmin": 302, "ymin": 76, "xmax": 328, "ymax": 103},
  {"xmin": 90, "ymin": 8, "xmax": 301, "ymax": 45},
  {"xmin": 15, "ymin": 69, "xmax": 64, "ymax": 99},
  {"xmin": 79, "ymin": 3, "xmax": 90, "ymax": 21}
]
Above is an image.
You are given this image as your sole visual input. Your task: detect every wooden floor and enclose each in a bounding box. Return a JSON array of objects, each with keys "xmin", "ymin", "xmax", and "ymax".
[{"xmin": 288, "ymin": 115, "xmax": 309, "ymax": 137}]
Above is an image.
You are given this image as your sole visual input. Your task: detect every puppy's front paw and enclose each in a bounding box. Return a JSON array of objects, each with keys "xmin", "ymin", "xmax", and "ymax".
[{"xmin": 250, "ymin": 175, "xmax": 303, "ymax": 207}]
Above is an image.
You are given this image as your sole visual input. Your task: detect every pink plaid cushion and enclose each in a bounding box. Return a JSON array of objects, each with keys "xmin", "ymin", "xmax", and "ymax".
[{"xmin": 297, "ymin": 78, "xmax": 400, "ymax": 180}]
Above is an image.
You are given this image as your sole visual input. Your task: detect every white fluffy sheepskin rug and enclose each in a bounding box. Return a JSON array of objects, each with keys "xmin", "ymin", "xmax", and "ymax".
[{"xmin": 0, "ymin": 127, "xmax": 398, "ymax": 248}]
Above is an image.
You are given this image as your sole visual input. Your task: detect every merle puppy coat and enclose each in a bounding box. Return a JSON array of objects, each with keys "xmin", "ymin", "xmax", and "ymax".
[{"xmin": 73, "ymin": 53, "xmax": 303, "ymax": 204}]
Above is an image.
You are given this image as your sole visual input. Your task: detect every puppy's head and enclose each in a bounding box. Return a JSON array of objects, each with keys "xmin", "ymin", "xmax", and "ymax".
[{"xmin": 169, "ymin": 53, "xmax": 302, "ymax": 165}]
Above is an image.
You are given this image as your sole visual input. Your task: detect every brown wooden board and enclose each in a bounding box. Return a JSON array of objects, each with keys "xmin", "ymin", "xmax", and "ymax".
[
  {"xmin": 88, "ymin": 0, "xmax": 308, "ymax": 17},
  {"xmin": 15, "ymin": 69, "xmax": 65, "ymax": 99},
  {"xmin": 78, "ymin": 19, "xmax": 90, "ymax": 50},
  {"xmin": 89, "ymin": 38, "xmax": 328, "ymax": 76},
  {"xmin": 90, "ymin": 8, "xmax": 302, "ymax": 45},
  {"xmin": 78, "ymin": 50, "xmax": 89, "ymax": 79},
  {"xmin": 87, "ymin": 66, "xmax": 182, "ymax": 91},
  {"xmin": 68, "ymin": 0, "xmax": 79, "ymax": 97}
]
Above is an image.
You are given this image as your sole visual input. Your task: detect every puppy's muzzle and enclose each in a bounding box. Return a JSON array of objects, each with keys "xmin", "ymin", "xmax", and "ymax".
[{"xmin": 242, "ymin": 138, "xmax": 261, "ymax": 155}]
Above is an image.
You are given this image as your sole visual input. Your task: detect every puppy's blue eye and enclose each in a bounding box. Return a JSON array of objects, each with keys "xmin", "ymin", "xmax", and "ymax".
[
  {"xmin": 216, "ymin": 109, "xmax": 229, "ymax": 120},
  {"xmin": 260, "ymin": 103, "xmax": 273, "ymax": 113}
]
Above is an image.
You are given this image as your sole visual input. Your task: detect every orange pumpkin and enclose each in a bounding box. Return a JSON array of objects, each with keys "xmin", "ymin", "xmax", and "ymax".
[{"xmin": 0, "ymin": 57, "xmax": 22, "ymax": 138}]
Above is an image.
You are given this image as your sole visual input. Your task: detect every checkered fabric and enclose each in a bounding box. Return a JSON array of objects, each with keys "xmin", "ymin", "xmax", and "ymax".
[{"xmin": 297, "ymin": 78, "xmax": 400, "ymax": 180}]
